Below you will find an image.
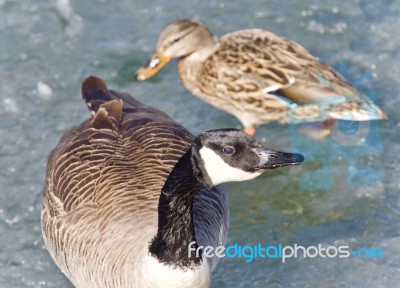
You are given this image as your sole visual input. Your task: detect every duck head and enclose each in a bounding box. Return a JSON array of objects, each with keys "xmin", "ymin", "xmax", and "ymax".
[{"xmin": 136, "ymin": 19, "xmax": 216, "ymax": 80}]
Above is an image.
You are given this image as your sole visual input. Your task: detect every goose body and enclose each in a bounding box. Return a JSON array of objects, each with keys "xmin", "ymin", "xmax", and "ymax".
[
  {"xmin": 42, "ymin": 76, "xmax": 303, "ymax": 287},
  {"xmin": 136, "ymin": 19, "xmax": 387, "ymax": 136}
]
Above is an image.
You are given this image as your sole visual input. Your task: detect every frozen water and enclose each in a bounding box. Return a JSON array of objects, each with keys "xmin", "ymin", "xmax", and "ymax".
[
  {"xmin": 0, "ymin": 0, "xmax": 399, "ymax": 287},
  {"xmin": 36, "ymin": 82, "xmax": 53, "ymax": 100},
  {"xmin": 55, "ymin": 0, "xmax": 83, "ymax": 37}
]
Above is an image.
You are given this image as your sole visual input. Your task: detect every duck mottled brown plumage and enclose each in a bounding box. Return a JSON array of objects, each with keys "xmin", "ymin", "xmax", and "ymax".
[{"xmin": 136, "ymin": 19, "xmax": 386, "ymax": 137}]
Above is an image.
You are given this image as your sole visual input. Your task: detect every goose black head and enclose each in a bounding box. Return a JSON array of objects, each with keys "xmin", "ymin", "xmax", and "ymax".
[{"xmin": 192, "ymin": 129, "xmax": 304, "ymax": 188}]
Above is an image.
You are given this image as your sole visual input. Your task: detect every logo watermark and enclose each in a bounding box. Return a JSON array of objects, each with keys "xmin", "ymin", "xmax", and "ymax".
[
  {"xmin": 188, "ymin": 242, "xmax": 384, "ymax": 263},
  {"xmin": 288, "ymin": 60, "xmax": 384, "ymax": 190}
]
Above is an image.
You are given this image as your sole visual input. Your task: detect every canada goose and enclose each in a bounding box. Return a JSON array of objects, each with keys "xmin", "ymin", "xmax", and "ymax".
[
  {"xmin": 41, "ymin": 75, "xmax": 304, "ymax": 287},
  {"xmin": 136, "ymin": 19, "xmax": 386, "ymax": 137}
]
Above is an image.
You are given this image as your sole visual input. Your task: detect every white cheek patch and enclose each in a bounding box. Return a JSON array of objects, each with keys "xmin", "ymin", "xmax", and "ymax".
[{"xmin": 199, "ymin": 147, "xmax": 262, "ymax": 186}]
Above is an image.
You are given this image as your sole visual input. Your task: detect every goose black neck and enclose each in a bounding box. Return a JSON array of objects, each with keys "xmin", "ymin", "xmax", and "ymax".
[{"xmin": 149, "ymin": 148, "xmax": 205, "ymax": 268}]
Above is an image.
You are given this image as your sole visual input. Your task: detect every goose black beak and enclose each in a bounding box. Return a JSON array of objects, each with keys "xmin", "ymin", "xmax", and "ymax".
[{"xmin": 253, "ymin": 147, "xmax": 304, "ymax": 169}]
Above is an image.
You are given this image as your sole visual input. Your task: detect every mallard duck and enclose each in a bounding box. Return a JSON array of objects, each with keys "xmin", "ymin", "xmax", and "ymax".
[
  {"xmin": 41, "ymin": 75, "xmax": 303, "ymax": 287},
  {"xmin": 136, "ymin": 19, "xmax": 387, "ymax": 137}
]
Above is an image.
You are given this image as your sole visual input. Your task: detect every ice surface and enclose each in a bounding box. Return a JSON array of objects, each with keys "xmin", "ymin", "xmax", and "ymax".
[
  {"xmin": 0, "ymin": 0, "xmax": 399, "ymax": 287},
  {"xmin": 36, "ymin": 82, "xmax": 53, "ymax": 100},
  {"xmin": 55, "ymin": 0, "xmax": 83, "ymax": 37}
]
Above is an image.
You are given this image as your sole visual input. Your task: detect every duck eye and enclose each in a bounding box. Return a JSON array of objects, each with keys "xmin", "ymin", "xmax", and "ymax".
[
  {"xmin": 223, "ymin": 146, "xmax": 235, "ymax": 155},
  {"xmin": 170, "ymin": 37, "xmax": 180, "ymax": 45}
]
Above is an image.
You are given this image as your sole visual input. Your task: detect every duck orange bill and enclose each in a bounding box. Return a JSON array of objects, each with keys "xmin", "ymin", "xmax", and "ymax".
[{"xmin": 136, "ymin": 52, "xmax": 171, "ymax": 81}]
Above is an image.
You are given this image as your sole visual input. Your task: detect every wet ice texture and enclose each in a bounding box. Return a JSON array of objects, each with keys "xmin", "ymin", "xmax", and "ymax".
[{"xmin": 0, "ymin": 0, "xmax": 399, "ymax": 287}]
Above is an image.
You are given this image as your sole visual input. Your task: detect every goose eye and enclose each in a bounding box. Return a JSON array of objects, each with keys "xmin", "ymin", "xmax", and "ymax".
[{"xmin": 223, "ymin": 146, "xmax": 235, "ymax": 155}]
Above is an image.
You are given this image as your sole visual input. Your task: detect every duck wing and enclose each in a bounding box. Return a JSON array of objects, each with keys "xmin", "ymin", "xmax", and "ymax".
[{"xmin": 204, "ymin": 29, "xmax": 386, "ymax": 121}]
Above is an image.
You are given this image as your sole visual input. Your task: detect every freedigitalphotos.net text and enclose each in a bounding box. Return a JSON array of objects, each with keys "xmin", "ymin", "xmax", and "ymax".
[{"xmin": 188, "ymin": 242, "xmax": 383, "ymax": 263}]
